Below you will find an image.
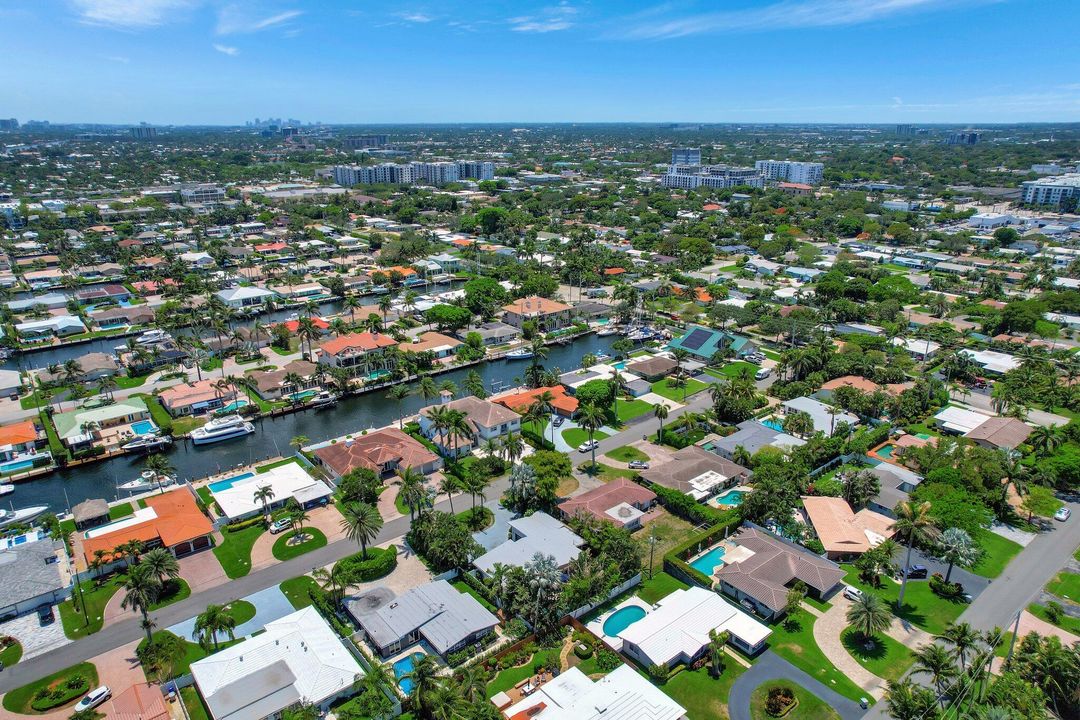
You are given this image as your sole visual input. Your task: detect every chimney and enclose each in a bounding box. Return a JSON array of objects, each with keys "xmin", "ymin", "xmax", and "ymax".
[{"xmin": 439, "ymin": 390, "xmax": 452, "ymax": 405}]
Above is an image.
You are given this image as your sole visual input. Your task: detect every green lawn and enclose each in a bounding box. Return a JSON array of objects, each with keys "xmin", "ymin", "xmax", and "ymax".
[
  {"xmin": 663, "ymin": 664, "xmax": 746, "ymax": 720},
  {"xmin": 0, "ymin": 639, "xmax": 23, "ymax": 667},
  {"xmin": 562, "ymin": 427, "xmax": 610, "ymax": 448},
  {"xmin": 181, "ymin": 686, "xmax": 211, "ymax": 720},
  {"xmin": 114, "ymin": 374, "xmax": 149, "ymax": 389},
  {"xmin": 212, "ymin": 524, "xmax": 265, "ymax": 579},
  {"xmin": 584, "ymin": 462, "xmax": 640, "ymax": 483},
  {"xmin": 487, "ymin": 648, "xmax": 562, "ymax": 697},
  {"xmin": 1027, "ymin": 603, "xmax": 1080, "ymax": 635},
  {"xmin": 1046, "ymin": 571, "xmax": 1080, "ymax": 602},
  {"xmin": 452, "ymin": 579, "xmax": 497, "ymax": 612},
  {"xmin": 651, "ymin": 377, "xmax": 708, "ymax": 402},
  {"xmin": 637, "ymin": 571, "xmax": 689, "ymax": 604},
  {"xmin": 971, "ymin": 529, "xmax": 1023, "ymax": 578},
  {"xmin": 58, "ymin": 575, "xmax": 124, "ymax": 639},
  {"xmin": 256, "ymin": 457, "xmax": 300, "ymax": 473},
  {"xmin": 615, "ymin": 398, "xmax": 654, "ymax": 423},
  {"xmin": 633, "ymin": 510, "xmax": 697, "ymax": 573},
  {"xmin": 716, "ymin": 361, "xmax": 757, "ymax": 379},
  {"xmin": 768, "ymin": 615, "xmax": 871, "ymax": 704},
  {"xmin": 840, "ymin": 627, "xmax": 916, "ymax": 683},
  {"xmin": 395, "ymin": 487, "xmax": 411, "ymax": 516},
  {"xmin": 841, "ymin": 565, "xmax": 964, "ymax": 635},
  {"xmin": 272, "ymin": 528, "xmax": 328, "ymax": 561},
  {"xmin": 605, "ymin": 445, "xmax": 649, "ymax": 463},
  {"xmin": 109, "ymin": 502, "xmax": 135, "ymax": 519},
  {"xmin": 223, "ymin": 599, "xmax": 257, "ymax": 626},
  {"xmin": 148, "ymin": 578, "xmax": 191, "ymax": 610},
  {"xmin": 750, "ymin": 680, "xmax": 842, "ymax": 720},
  {"xmin": 137, "ymin": 630, "xmax": 241, "ymax": 679},
  {"xmin": 280, "ymin": 575, "xmax": 321, "ymax": 610},
  {"xmin": 761, "ymin": 349, "xmax": 782, "ymax": 361},
  {"xmin": 2, "ymin": 662, "xmax": 99, "ymax": 714}
]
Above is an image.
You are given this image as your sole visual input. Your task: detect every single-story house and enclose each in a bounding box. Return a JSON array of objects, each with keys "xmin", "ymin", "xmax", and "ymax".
[
  {"xmin": 15, "ymin": 316, "xmax": 86, "ymax": 339},
  {"xmin": 891, "ymin": 337, "xmax": 941, "ymax": 360},
  {"xmin": 472, "ymin": 512, "xmax": 584, "ymax": 578},
  {"xmin": 209, "ymin": 462, "xmax": 333, "ymax": 522},
  {"xmin": 461, "ymin": 321, "xmax": 519, "ymax": 347},
  {"xmin": 639, "ymin": 445, "xmax": 751, "ymax": 500},
  {"xmin": 215, "ymin": 285, "xmax": 279, "ymax": 310},
  {"xmin": 667, "ymin": 325, "xmax": 756, "ymax": 361},
  {"xmin": 624, "ymin": 355, "xmax": 678, "ymax": 381},
  {"xmin": 780, "ymin": 397, "xmax": 858, "ymax": 436},
  {"xmin": 710, "ymin": 420, "xmax": 805, "ymax": 461},
  {"xmin": 0, "ymin": 533, "xmax": 68, "ymax": 620},
  {"xmin": 964, "ymin": 416, "xmax": 1031, "ymax": 451},
  {"xmin": 933, "ymin": 406, "xmax": 994, "ymax": 435},
  {"xmin": 493, "ymin": 665, "xmax": 686, "ymax": 720},
  {"xmin": 311, "ymin": 427, "xmax": 443, "ymax": 478},
  {"xmin": 557, "ymin": 478, "xmax": 656, "ymax": 530},
  {"xmin": 400, "ymin": 331, "xmax": 462, "ymax": 359},
  {"xmin": 158, "ymin": 380, "xmax": 238, "ymax": 417},
  {"xmin": 801, "ymin": 496, "xmax": 895, "ymax": 561},
  {"xmin": 81, "ymin": 489, "xmax": 212, "ymax": 568}
]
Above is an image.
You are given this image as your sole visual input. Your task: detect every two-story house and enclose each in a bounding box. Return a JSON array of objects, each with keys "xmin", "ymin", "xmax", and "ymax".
[{"xmin": 418, "ymin": 395, "xmax": 521, "ymax": 457}]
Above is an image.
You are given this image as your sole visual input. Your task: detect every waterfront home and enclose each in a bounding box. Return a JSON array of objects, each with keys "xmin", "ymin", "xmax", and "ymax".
[
  {"xmin": 0, "ymin": 419, "xmax": 48, "ymax": 464},
  {"xmin": 472, "ymin": 512, "xmax": 584, "ymax": 578},
  {"xmin": 191, "ymin": 607, "xmax": 365, "ymax": 720},
  {"xmin": 15, "ymin": 315, "xmax": 86, "ymax": 340},
  {"xmin": 557, "ymin": 478, "xmax": 655, "ymax": 530},
  {"xmin": 347, "ymin": 579, "xmax": 498, "ymax": 659},
  {"xmin": 716, "ymin": 526, "xmax": 844, "ymax": 620},
  {"xmin": 52, "ymin": 397, "xmax": 151, "ymax": 450},
  {"xmin": 159, "ymin": 379, "xmax": 239, "ymax": 417},
  {"xmin": 215, "ymin": 285, "xmax": 279, "ymax": 310},
  {"xmin": 209, "ymin": 462, "xmax": 333, "ymax": 521},
  {"xmin": 0, "ymin": 369, "xmax": 23, "ymax": 396},
  {"xmin": 6, "ymin": 292, "xmax": 68, "ymax": 312},
  {"xmin": 36, "ymin": 352, "xmax": 119, "ymax": 383},
  {"xmin": 74, "ymin": 284, "xmax": 130, "ymax": 305},
  {"xmin": 0, "ymin": 533, "xmax": 68, "ymax": 620},
  {"xmin": 623, "ymin": 355, "xmax": 678, "ymax": 381},
  {"xmin": 311, "ymin": 427, "xmax": 443, "ymax": 479},
  {"xmin": 248, "ymin": 359, "xmax": 320, "ymax": 401},
  {"xmin": 400, "ymin": 331, "xmax": 462, "ymax": 360},
  {"xmin": 639, "ymin": 445, "xmax": 750, "ymax": 500},
  {"xmin": 317, "ymin": 331, "xmax": 398, "ymax": 379},
  {"xmin": 501, "ymin": 295, "xmax": 572, "ymax": 332},
  {"xmin": 89, "ymin": 305, "xmax": 155, "ymax": 329},
  {"xmin": 667, "ymin": 324, "xmax": 757, "ymax": 361},
  {"xmin": 418, "ymin": 395, "xmax": 521, "ymax": 457},
  {"xmin": 80, "ymin": 489, "xmax": 213, "ymax": 567},
  {"xmin": 460, "ymin": 321, "xmax": 520, "ymax": 347},
  {"xmin": 619, "ymin": 587, "xmax": 772, "ymax": 664},
  {"xmin": 800, "ymin": 496, "xmax": 895, "ymax": 561},
  {"xmin": 493, "ymin": 385, "xmax": 578, "ymax": 418}
]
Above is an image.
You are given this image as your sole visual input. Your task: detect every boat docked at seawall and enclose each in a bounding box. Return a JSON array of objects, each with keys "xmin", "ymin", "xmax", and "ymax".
[
  {"xmin": 190, "ymin": 415, "xmax": 255, "ymax": 445},
  {"xmin": 0, "ymin": 505, "xmax": 48, "ymax": 528},
  {"xmin": 118, "ymin": 470, "xmax": 176, "ymax": 492},
  {"xmin": 135, "ymin": 329, "xmax": 171, "ymax": 345},
  {"xmin": 309, "ymin": 390, "xmax": 338, "ymax": 408},
  {"xmin": 505, "ymin": 347, "xmax": 534, "ymax": 361},
  {"xmin": 0, "ymin": 485, "xmax": 13, "ymax": 497},
  {"xmin": 121, "ymin": 435, "xmax": 173, "ymax": 453},
  {"xmin": 595, "ymin": 326, "xmax": 620, "ymax": 336}
]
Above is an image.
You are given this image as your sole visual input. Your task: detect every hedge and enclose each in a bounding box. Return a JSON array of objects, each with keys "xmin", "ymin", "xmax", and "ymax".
[
  {"xmin": 30, "ymin": 678, "xmax": 90, "ymax": 712},
  {"xmin": 335, "ymin": 545, "xmax": 397, "ymax": 584},
  {"xmin": 521, "ymin": 426, "xmax": 555, "ymax": 451},
  {"xmin": 458, "ymin": 570, "xmax": 498, "ymax": 606},
  {"xmin": 639, "ymin": 478, "xmax": 730, "ymax": 526},
  {"xmin": 663, "ymin": 517, "xmax": 743, "ymax": 589},
  {"xmin": 226, "ymin": 516, "xmax": 266, "ymax": 533}
]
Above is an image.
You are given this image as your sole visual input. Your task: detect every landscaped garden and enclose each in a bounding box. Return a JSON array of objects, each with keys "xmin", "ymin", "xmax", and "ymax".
[
  {"xmin": 750, "ymin": 680, "xmax": 841, "ymax": 720},
  {"xmin": 272, "ymin": 527, "xmax": 328, "ymax": 561},
  {"xmin": 840, "ymin": 626, "xmax": 915, "ymax": 683},
  {"xmin": 58, "ymin": 575, "xmax": 124, "ymax": 639},
  {"xmin": 604, "ymin": 445, "xmax": 650, "ymax": 463},
  {"xmin": 280, "ymin": 575, "xmax": 321, "ymax": 610},
  {"xmin": 841, "ymin": 565, "xmax": 965, "ymax": 635},
  {"xmin": 486, "ymin": 646, "xmax": 563, "ymax": 697},
  {"xmin": 2, "ymin": 662, "xmax": 98, "ymax": 714},
  {"xmin": 212, "ymin": 522, "xmax": 265, "ymax": 579}
]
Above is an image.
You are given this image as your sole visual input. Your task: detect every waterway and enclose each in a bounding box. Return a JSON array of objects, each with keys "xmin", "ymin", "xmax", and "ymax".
[{"xmin": 14, "ymin": 333, "xmax": 618, "ymax": 512}]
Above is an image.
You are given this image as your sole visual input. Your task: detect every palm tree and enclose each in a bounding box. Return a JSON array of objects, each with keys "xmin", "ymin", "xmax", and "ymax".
[
  {"xmin": 1028, "ymin": 423, "xmax": 1062, "ymax": 457},
  {"xmin": 121, "ymin": 563, "xmax": 161, "ymax": 644},
  {"xmin": 339, "ymin": 501, "xmax": 383, "ymax": 559},
  {"xmin": 388, "ymin": 383, "xmax": 411, "ymax": 428},
  {"xmin": 427, "ymin": 683, "xmax": 462, "ymax": 720},
  {"xmin": 530, "ymin": 390, "xmax": 556, "ymax": 446},
  {"xmin": 913, "ymin": 642, "xmax": 957, "ymax": 707},
  {"xmin": 403, "ymin": 654, "xmax": 442, "ymax": 716},
  {"xmin": 312, "ymin": 564, "xmax": 352, "ymax": 604},
  {"xmin": 502, "ymin": 432, "xmax": 524, "ymax": 465},
  {"xmin": 290, "ymin": 435, "xmax": 309, "ymax": 452},
  {"xmin": 653, "ymin": 403, "xmax": 669, "ymax": 442},
  {"xmin": 938, "ymin": 621, "xmax": 981, "ymax": 672},
  {"xmin": 141, "ymin": 547, "xmax": 180, "ymax": 587},
  {"xmin": 287, "ymin": 500, "xmax": 310, "ymax": 540},
  {"xmin": 707, "ymin": 629, "xmax": 729, "ymax": 678},
  {"xmin": 933, "ymin": 527, "xmax": 979, "ymax": 583},
  {"xmin": 418, "ymin": 374, "xmax": 439, "ymax": 404},
  {"xmin": 578, "ymin": 402, "xmax": 606, "ymax": 473},
  {"xmin": 192, "ymin": 603, "xmax": 237, "ymax": 651},
  {"xmin": 253, "ymin": 484, "xmax": 276, "ymax": 519},
  {"xmin": 456, "ymin": 666, "xmax": 488, "ymax": 704},
  {"xmin": 447, "ymin": 408, "xmax": 475, "ymax": 458},
  {"xmin": 283, "ymin": 373, "xmax": 306, "ymax": 403},
  {"xmin": 845, "ymin": 593, "xmax": 892, "ymax": 647},
  {"xmin": 144, "ymin": 453, "xmax": 175, "ymax": 489},
  {"xmin": 395, "ymin": 468, "xmax": 427, "ymax": 521},
  {"xmin": 96, "ymin": 375, "xmax": 117, "ymax": 402},
  {"xmin": 439, "ymin": 474, "xmax": 459, "ymax": 513},
  {"xmin": 893, "ymin": 500, "xmax": 940, "ymax": 609}
]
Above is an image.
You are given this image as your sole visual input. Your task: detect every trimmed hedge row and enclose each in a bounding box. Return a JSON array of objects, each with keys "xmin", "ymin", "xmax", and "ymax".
[
  {"xmin": 663, "ymin": 517, "xmax": 743, "ymax": 589},
  {"xmin": 225, "ymin": 516, "xmax": 265, "ymax": 533},
  {"xmin": 30, "ymin": 679, "xmax": 89, "ymax": 712},
  {"xmin": 640, "ymin": 478, "xmax": 731, "ymax": 526},
  {"xmin": 336, "ymin": 545, "xmax": 397, "ymax": 584},
  {"xmin": 458, "ymin": 570, "xmax": 498, "ymax": 606}
]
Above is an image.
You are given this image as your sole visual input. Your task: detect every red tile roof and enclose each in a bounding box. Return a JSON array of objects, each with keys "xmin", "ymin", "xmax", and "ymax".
[{"xmin": 319, "ymin": 331, "xmax": 397, "ymax": 356}]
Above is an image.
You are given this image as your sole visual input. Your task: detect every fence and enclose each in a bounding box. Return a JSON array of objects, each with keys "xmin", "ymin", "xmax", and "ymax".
[{"xmin": 568, "ymin": 573, "xmax": 642, "ymax": 620}]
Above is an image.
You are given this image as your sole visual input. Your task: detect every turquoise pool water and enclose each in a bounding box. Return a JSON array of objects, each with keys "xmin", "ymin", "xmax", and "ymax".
[
  {"xmin": 690, "ymin": 546, "xmax": 727, "ymax": 576},
  {"xmin": 761, "ymin": 418, "xmax": 784, "ymax": 432},
  {"xmin": 613, "ymin": 361, "xmax": 627, "ymax": 370},
  {"xmin": 131, "ymin": 420, "xmax": 157, "ymax": 435},
  {"xmin": 877, "ymin": 443, "xmax": 896, "ymax": 458},
  {"xmin": 217, "ymin": 400, "xmax": 249, "ymax": 414},
  {"xmin": 208, "ymin": 472, "xmax": 255, "ymax": 493},
  {"xmin": 603, "ymin": 606, "xmax": 647, "ymax": 637},
  {"xmin": 393, "ymin": 652, "xmax": 426, "ymax": 694},
  {"xmin": 715, "ymin": 489, "xmax": 746, "ymax": 506},
  {"xmin": 288, "ymin": 389, "xmax": 318, "ymax": 401},
  {"xmin": 0, "ymin": 459, "xmax": 35, "ymax": 474}
]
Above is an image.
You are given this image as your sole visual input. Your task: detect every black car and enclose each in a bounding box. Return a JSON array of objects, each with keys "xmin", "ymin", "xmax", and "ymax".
[
  {"xmin": 552, "ymin": 416, "xmax": 565, "ymax": 427},
  {"xmin": 903, "ymin": 565, "xmax": 928, "ymax": 579},
  {"xmin": 36, "ymin": 604, "xmax": 54, "ymax": 626}
]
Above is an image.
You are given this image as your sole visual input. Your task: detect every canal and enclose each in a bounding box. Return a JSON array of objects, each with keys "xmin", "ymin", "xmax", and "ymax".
[{"xmin": 15, "ymin": 333, "xmax": 619, "ymax": 512}]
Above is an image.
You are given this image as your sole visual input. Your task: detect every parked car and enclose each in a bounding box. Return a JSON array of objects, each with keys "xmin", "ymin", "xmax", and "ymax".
[
  {"xmin": 902, "ymin": 565, "xmax": 928, "ymax": 579},
  {"xmin": 36, "ymin": 604, "xmax": 54, "ymax": 626},
  {"xmin": 269, "ymin": 518, "xmax": 293, "ymax": 535},
  {"xmin": 755, "ymin": 368, "xmax": 772, "ymax": 381},
  {"xmin": 1054, "ymin": 507, "xmax": 1072, "ymax": 522},
  {"xmin": 628, "ymin": 460, "xmax": 650, "ymax": 470},
  {"xmin": 843, "ymin": 586, "xmax": 863, "ymax": 602},
  {"xmin": 552, "ymin": 415, "xmax": 565, "ymax": 428},
  {"xmin": 577, "ymin": 440, "xmax": 600, "ymax": 453},
  {"xmin": 74, "ymin": 687, "xmax": 111, "ymax": 713}
]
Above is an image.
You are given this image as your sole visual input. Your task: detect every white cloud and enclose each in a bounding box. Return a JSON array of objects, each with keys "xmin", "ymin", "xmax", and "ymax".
[
  {"xmin": 213, "ymin": 43, "xmax": 240, "ymax": 55},
  {"xmin": 72, "ymin": 0, "xmax": 195, "ymax": 29},
  {"xmin": 510, "ymin": 2, "xmax": 578, "ymax": 33},
  {"xmin": 609, "ymin": 0, "xmax": 999, "ymax": 40},
  {"xmin": 397, "ymin": 12, "xmax": 433, "ymax": 23},
  {"xmin": 104, "ymin": 55, "xmax": 130, "ymax": 63},
  {"xmin": 216, "ymin": 5, "xmax": 302, "ymax": 35}
]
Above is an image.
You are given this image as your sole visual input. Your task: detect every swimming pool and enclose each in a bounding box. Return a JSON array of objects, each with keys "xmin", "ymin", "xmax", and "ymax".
[
  {"xmin": 131, "ymin": 420, "xmax": 158, "ymax": 436},
  {"xmin": 613, "ymin": 361, "xmax": 627, "ymax": 370},
  {"xmin": 689, "ymin": 546, "xmax": 727, "ymax": 576},
  {"xmin": 208, "ymin": 472, "xmax": 255, "ymax": 493},
  {"xmin": 761, "ymin": 418, "xmax": 784, "ymax": 432},
  {"xmin": 603, "ymin": 605, "xmax": 647, "ymax": 637},
  {"xmin": 0, "ymin": 458, "xmax": 35, "ymax": 474},
  {"xmin": 876, "ymin": 443, "xmax": 896, "ymax": 458},
  {"xmin": 217, "ymin": 400, "xmax": 249, "ymax": 414},
  {"xmin": 715, "ymin": 489, "xmax": 746, "ymax": 506},
  {"xmin": 393, "ymin": 652, "xmax": 426, "ymax": 694},
  {"xmin": 288, "ymin": 389, "xmax": 318, "ymax": 402}
]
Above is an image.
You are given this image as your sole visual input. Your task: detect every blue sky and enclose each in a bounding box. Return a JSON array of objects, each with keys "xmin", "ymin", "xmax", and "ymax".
[{"xmin": 3, "ymin": 0, "xmax": 1079, "ymax": 124}]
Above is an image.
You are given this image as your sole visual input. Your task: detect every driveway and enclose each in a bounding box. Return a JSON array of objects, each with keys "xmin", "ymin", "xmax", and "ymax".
[
  {"xmin": 0, "ymin": 612, "xmax": 70, "ymax": 661},
  {"xmin": 901, "ymin": 548, "xmax": 990, "ymax": 599},
  {"xmin": 178, "ymin": 549, "xmax": 228, "ymax": 592},
  {"xmin": 728, "ymin": 651, "xmax": 867, "ymax": 720},
  {"xmin": 473, "ymin": 502, "xmax": 515, "ymax": 552}
]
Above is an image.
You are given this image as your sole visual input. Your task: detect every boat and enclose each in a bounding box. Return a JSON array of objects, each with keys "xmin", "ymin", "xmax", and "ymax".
[
  {"xmin": 596, "ymin": 326, "xmax": 620, "ymax": 336},
  {"xmin": 369, "ymin": 285, "xmax": 390, "ymax": 295},
  {"xmin": 135, "ymin": 329, "xmax": 170, "ymax": 345},
  {"xmin": 308, "ymin": 390, "xmax": 338, "ymax": 409},
  {"xmin": 121, "ymin": 435, "xmax": 173, "ymax": 453},
  {"xmin": 0, "ymin": 505, "xmax": 48, "ymax": 528},
  {"xmin": 190, "ymin": 415, "xmax": 256, "ymax": 445},
  {"xmin": 505, "ymin": 347, "xmax": 534, "ymax": 361},
  {"xmin": 594, "ymin": 353, "xmax": 611, "ymax": 362},
  {"xmin": 0, "ymin": 485, "xmax": 13, "ymax": 497},
  {"xmin": 118, "ymin": 470, "xmax": 175, "ymax": 492}
]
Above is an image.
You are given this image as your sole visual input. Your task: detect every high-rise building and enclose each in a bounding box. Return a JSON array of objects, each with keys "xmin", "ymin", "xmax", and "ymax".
[
  {"xmin": 130, "ymin": 126, "xmax": 157, "ymax": 139},
  {"xmin": 754, "ymin": 160, "xmax": 825, "ymax": 185},
  {"xmin": 179, "ymin": 184, "xmax": 226, "ymax": 205},
  {"xmin": 671, "ymin": 148, "xmax": 702, "ymax": 165},
  {"xmin": 1021, "ymin": 174, "xmax": 1080, "ymax": 210},
  {"xmin": 0, "ymin": 119, "xmax": 18, "ymax": 131},
  {"xmin": 662, "ymin": 164, "xmax": 764, "ymax": 190},
  {"xmin": 947, "ymin": 132, "xmax": 980, "ymax": 145},
  {"xmin": 457, "ymin": 161, "xmax": 495, "ymax": 181},
  {"xmin": 334, "ymin": 160, "xmax": 493, "ymax": 187},
  {"xmin": 410, "ymin": 162, "xmax": 459, "ymax": 186},
  {"xmin": 281, "ymin": 127, "xmax": 298, "ymax": 137},
  {"xmin": 344, "ymin": 134, "xmax": 390, "ymax": 149},
  {"xmin": 895, "ymin": 124, "xmax": 915, "ymax": 135},
  {"xmin": 333, "ymin": 163, "xmax": 415, "ymax": 186}
]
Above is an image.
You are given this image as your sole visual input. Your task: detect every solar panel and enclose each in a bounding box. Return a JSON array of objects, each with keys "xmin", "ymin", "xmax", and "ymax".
[{"xmin": 682, "ymin": 328, "xmax": 712, "ymax": 351}]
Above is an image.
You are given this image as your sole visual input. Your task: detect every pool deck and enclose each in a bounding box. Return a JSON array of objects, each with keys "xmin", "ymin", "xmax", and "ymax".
[
  {"xmin": 584, "ymin": 596, "xmax": 651, "ymax": 651},
  {"xmin": 706, "ymin": 484, "xmax": 752, "ymax": 509}
]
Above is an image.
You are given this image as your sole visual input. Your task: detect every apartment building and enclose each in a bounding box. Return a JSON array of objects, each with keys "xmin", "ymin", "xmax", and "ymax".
[
  {"xmin": 1021, "ymin": 173, "xmax": 1080, "ymax": 209},
  {"xmin": 662, "ymin": 163, "xmax": 764, "ymax": 190},
  {"xmin": 671, "ymin": 147, "xmax": 702, "ymax": 165},
  {"xmin": 755, "ymin": 159, "xmax": 825, "ymax": 185}
]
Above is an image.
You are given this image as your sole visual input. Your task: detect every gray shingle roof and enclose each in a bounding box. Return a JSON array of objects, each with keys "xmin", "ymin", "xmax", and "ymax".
[{"xmin": 0, "ymin": 537, "xmax": 65, "ymax": 610}]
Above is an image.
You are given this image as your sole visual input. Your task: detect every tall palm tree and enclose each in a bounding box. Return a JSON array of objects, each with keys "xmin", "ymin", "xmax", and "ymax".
[
  {"xmin": 502, "ymin": 432, "xmax": 524, "ymax": 465},
  {"xmin": 456, "ymin": 667, "xmax": 488, "ymax": 704},
  {"xmin": 578, "ymin": 403, "xmax": 606, "ymax": 473},
  {"xmin": 653, "ymin": 403, "xmax": 669, "ymax": 442},
  {"xmin": 447, "ymin": 409, "xmax": 474, "ymax": 458},
  {"xmin": 290, "ymin": 435, "xmax": 309, "ymax": 453},
  {"xmin": 96, "ymin": 375, "xmax": 117, "ymax": 402},
  {"xmin": 934, "ymin": 528, "xmax": 979, "ymax": 583},
  {"xmin": 388, "ymin": 384, "xmax": 411, "ymax": 428},
  {"xmin": 937, "ymin": 621, "xmax": 981, "ymax": 672},
  {"xmin": 1028, "ymin": 423, "xmax": 1062, "ymax": 457},
  {"xmin": 192, "ymin": 603, "xmax": 237, "ymax": 651},
  {"xmin": 339, "ymin": 501, "xmax": 384, "ymax": 559},
  {"xmin": 312, "ymin": 563, "xmax": 352, "ymax": 604},
  {"xmin": 253, "ymin": 484, "xmax": 276, "ymax": 519},
  {"xmin": 144, "ymin": 453, "xmax": 175, "ymax": 486},
  {"xmin": 418, "ymin": 374, "xmax": 439, "ymax": 404},
  {"xmin": 893, "ymin": 500, "xmax": 940, "ymax": 609},
  {"xmin": 913, "ymin": 642, "xmax": 957, "ymax": 707},
  {"xmin": 439, "ymin": 474, "xmax": 459, "ymax": 513},
  {"xmin": 707, "ymin": 629, "xmax": 730, "ymax": 678},
  {"xmin": 140, "ymin": 547, "xmax": 180, "ymax": 587},
  {"xmin": 845, "ymin": 593, "xmax": 892, "ymax": 646},
  {"xmin": 121, "ymin": 563, "xmax": 161, "ymax": 644},
  {"xmin": 530, "ymin": 390, "xmax": 556, "ymax": 446},
  {"xmin": 395, "ymin": 468, "xmax": 427, "ymax": 521},
  {"xmin": 403, "ymin": 654, "xmax": 442, "ymax": 716}
]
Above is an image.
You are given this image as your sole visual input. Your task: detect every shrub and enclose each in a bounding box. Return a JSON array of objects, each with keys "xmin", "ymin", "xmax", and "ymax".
[
  {"xmin": 226, "ymin": 516, "xmax": 266, "ymax": 533},
  {"xmin": 574, "ymin": 643, "xmax": 593, "ymax": 659},
  {"xmin": 929, "ymin": 572, "xmax": 964, "ymax": 599},
  {"xmin": 648, "ymin": 663, "xmax": 670, "ymax": 683},
  {"xmin": 765, "ymin": 686, "xmax": 796, "ymax": 717},
  {"xmin": 505, "ymin": 619, "xmax": 529, "ymax": 639},
  {"xmin": 596, "ymin": 649, "xmax": 621, "ymax": 671},
  {"xmin": 1046, "ymin": 601, "xmax": 1064, "ymax": 625},
  {"xmin": 335, "ymin": 545, "xmax": 397, "ymax": 583},
  {"xmin": 29, "ymin": 678, "xmax": 89, "ymax": 712}
]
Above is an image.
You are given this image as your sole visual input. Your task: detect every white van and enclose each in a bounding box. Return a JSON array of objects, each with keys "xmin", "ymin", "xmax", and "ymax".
[{"xmin": 754, "ymin": 368, "xmax": 772, "ymax": 381}]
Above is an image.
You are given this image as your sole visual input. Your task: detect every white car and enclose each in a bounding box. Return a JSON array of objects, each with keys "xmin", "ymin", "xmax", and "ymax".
[
  {"xmin": 75, "ymin": 686, "xmax": 111, "ymax": 713},
  {"xmin": 843, "ymin": 585, "xmax": 863, "ymax": 602},
  {"xmin": 1054, "ymin": 507, "xmax": 1072, "ymax": 522},
  {"xmin": 269, "ymin": 518, "xmax": 293, "ymax": 534},
  {"xmin": 577, "ymin": 440, "xmax": 600, "ymax": 453}
]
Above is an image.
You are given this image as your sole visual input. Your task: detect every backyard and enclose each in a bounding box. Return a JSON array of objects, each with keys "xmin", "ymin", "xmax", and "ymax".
[
  {"xmin": 636, "ymin": 571, "xmax": 689, "ymax": 604},
  {"xmin": 632, "ymin": 509, "xmax": 696, "ymax": 574}
]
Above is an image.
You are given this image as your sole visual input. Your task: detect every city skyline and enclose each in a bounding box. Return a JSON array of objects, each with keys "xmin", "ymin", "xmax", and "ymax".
[{"xmin": 2, "ymin": 0, "xmax": 1080, "ymax": 124}]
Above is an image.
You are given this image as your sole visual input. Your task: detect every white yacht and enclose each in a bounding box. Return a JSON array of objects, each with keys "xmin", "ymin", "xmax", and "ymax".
[
  {"xmin": 118, "ymin": 470, "xmax": 175, "ymax": 492},
  {"xmin": 0, "ymin": 505, "xmax": 48, "ymax": 528},
  {"xmin": 309, "ymin": 390, "xmax": 338, "ymax": 408},
  {"xmin": 0, "ymin": 485, "xmax": 14, "ymax": 497},
  {"xmin": 121, "ymin": 435, "xmax": 173, "ymax": 453},
  {"xmin": 135, "ymin": 329, "xmax": 171, "ymax": 345},
  {"xmin": 505, "ymin": 347, "xmax": 534, "ymax": 360},
  {"xmin": 190, "ymin": 415, "xmax": 255, "ymax": 445}
]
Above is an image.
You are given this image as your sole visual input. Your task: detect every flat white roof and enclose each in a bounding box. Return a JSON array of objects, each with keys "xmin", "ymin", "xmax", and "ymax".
[
  {"xmin": 934, "ymin": 406, "xmax": 993, "ymax": 435},
  {"xmin": 499, "ymin": 665, "xmax": 686, "ymax": 720},
  {"xmin": 210, "ymin": 463, "xmax": 332, "ymax": 520}
]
